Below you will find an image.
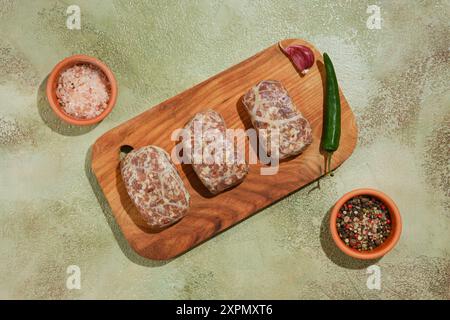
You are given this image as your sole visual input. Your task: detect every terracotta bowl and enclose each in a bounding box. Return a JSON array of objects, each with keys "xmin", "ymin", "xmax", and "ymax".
[
  {"xmin": 330, "ymin": 188, "xmax": 402, "ymax": 260},
  {"xmin": 46, "ymin": 54, "xmax": 117, "ymax": 126}
]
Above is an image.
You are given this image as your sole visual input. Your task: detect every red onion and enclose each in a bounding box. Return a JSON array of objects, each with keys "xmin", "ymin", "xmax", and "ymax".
[{"xmin": 279, "ymin": 42, "xmax": 315, "ymax": 75}]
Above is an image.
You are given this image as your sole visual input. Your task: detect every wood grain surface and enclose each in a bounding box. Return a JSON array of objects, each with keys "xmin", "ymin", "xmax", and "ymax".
[{"xmin": 91, "ymin": 39, "xmax": 358, "ymax": 260}]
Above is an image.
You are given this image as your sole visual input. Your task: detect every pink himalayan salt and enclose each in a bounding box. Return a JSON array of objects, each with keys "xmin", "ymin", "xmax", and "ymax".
[{"xmin": 56, "ymin": 64, "xmax": 110, "ymax": 120}]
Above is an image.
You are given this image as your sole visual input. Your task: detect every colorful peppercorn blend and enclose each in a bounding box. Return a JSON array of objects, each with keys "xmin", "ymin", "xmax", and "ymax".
[{"xmin": 336, "ymin": 195, "xmax": 392, "ymax": 251}]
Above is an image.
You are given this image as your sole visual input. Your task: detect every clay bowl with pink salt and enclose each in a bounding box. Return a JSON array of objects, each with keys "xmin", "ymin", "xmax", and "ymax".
[{"xmin": 46, "ymin": 54, "xmax": 117, "ymax": 126}]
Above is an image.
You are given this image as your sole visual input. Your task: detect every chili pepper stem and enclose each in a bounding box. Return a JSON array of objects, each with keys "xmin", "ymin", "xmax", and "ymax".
[{"xmin": 325, "ymin": 152, "xmax": 334, "ymax": 177}]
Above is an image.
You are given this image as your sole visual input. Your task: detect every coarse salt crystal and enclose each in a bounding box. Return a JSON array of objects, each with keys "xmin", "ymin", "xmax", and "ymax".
[{"xmin": 56, "ymin": 64, "xmax": 110, "ymax": 120}]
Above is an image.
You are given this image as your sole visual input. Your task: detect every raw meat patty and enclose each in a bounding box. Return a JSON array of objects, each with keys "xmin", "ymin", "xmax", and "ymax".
[
  {"xmin": 183, "ymin": 109, "xmax": 249, "ymax": 194},
  {"xmin": 121, "ymin": 145, "xmax": 190, "ymax": 229},
  {"xmin": 242, "ymin": 80, "xmax": 312, "ymax": 159}
]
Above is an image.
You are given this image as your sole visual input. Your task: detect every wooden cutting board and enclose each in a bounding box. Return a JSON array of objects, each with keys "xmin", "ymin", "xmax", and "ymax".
[{"xmin": 91, "ymin": 39, "xmax": 358, "ymax": 260}]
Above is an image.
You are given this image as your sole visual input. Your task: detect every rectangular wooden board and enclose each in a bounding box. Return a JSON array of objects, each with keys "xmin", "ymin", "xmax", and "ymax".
[{"xmin": 91, "ymin": 39, "xmax": 358, "ymax": 260}]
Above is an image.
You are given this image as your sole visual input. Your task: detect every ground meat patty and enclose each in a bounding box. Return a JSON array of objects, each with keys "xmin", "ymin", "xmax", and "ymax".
[
  {"xmin": 121, "ymin": 145, "xmax": 190, "ymax": 229},
  {"xmin": 183, "ymin": 109, "xmax": 249, "ymax": 194},
  {"xmin": 242, "ymin": 80, "xmax": 312, "ymax": 159}
]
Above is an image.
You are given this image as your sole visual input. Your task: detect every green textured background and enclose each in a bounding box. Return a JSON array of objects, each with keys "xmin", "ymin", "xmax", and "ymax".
[{"xmin": 0, "ymin": 0, "xmax": 449, "ymax": 299}]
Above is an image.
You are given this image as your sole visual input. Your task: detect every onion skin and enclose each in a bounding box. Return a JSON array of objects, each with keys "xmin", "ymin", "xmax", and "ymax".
[{"xmin": 279, "ymin": 43, "xmax": 315, "ymax": 75}]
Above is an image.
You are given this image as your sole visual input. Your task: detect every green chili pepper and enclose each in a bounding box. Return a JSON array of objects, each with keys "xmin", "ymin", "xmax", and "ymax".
[{"xmin": 321, "ymin": 53, "xmax": 341, "ymax": 176}]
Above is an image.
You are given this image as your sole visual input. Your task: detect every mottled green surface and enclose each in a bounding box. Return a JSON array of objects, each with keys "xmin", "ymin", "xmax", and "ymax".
[{"xmin": 0, "ymin": 0, "xmax": 449, "ymax": 299}]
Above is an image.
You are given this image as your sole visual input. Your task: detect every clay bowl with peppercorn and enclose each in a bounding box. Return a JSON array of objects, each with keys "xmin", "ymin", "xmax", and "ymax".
[
  {"xmin": 330, "ymin": 188, "xmax": 402, "ymax": 260},
  {"xmin": 46, "ymin": 54, "xmax": 117, "ymax": 126}
]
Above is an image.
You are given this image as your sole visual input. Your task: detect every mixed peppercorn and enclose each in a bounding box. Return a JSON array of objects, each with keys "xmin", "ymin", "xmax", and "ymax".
[{"xmin": 336, "ymin": 195, "xmax": 392, "ymax": 251}]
